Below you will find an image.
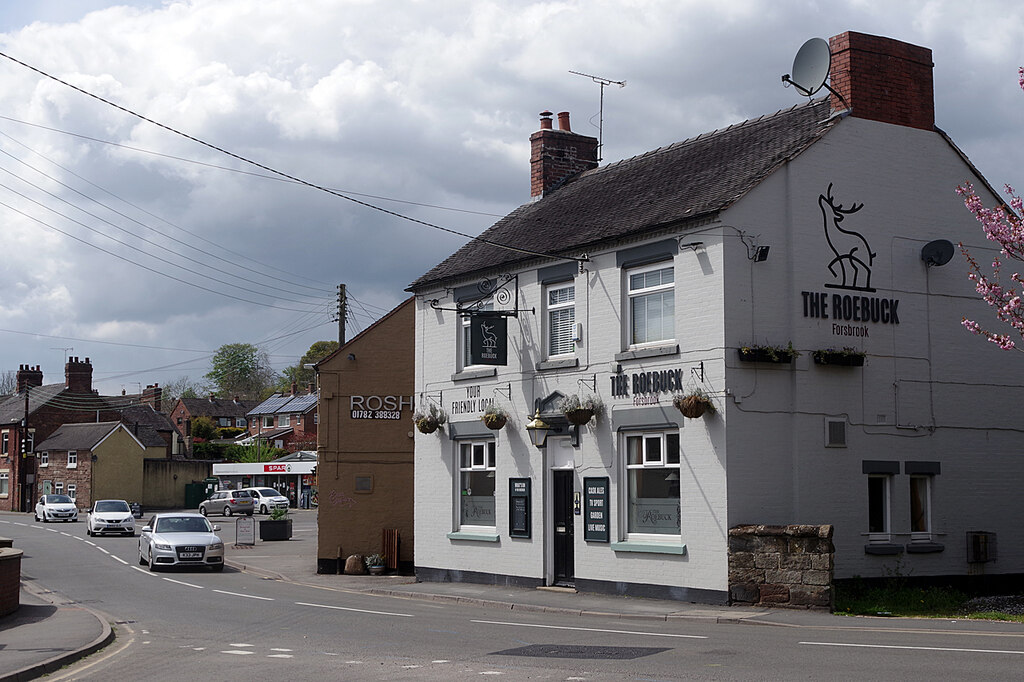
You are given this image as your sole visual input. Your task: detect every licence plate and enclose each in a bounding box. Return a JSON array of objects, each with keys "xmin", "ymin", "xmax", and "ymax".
[{"xmin": 180, "ymin": 551, "xmax": 203, "ymax": 559}]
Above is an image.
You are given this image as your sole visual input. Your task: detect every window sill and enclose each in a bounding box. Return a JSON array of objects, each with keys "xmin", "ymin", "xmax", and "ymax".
[
  {"xmin": 447, "ymin": 531, "xmax": 499, "ymax": 543},
  {"xmin": 536, "ymin": 357, "xmax": 579, "ymax": 372},
  {"xmin": 864, "ymin": 543, "xmax": 903, "ymax": 555},
  {"xmin": 614, "ymin": 344, "xmax": 679, "ymax": 362},
  {"xmin": 66, "ymin": 465, "xmax": 78, "ymax": 470},
  {"xmin": 610, "ymin": 541, "xmax": 687, "ymax": 555},
  {"xmin": 906, "ymin": 542, "xmax": 944, "ymax": 554},
  {"xmin": 451, "ymin": 367, "xmax": 497, "ymax": 382}
]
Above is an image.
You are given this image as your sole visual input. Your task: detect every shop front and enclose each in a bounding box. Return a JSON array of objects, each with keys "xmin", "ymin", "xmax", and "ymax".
[{"xmin": 211, "ymin": 453, "xmax": 317, "ymax": 508}]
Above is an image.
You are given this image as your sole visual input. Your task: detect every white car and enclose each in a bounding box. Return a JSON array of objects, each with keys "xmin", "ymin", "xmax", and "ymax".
[
  {"xmin": 35, "ymin": 494, "xmax": 79, "ymax": 523},
  {"xmin": 86, "ymin": 499, "xmax": 136, "ymax": 536},
  {"xmin": 244, "ymin": 487, "xmax": 290, "ymax": 514},
  {"xmin": 138, "ymin": 512, "xmax": 225, "ymax": 572}
]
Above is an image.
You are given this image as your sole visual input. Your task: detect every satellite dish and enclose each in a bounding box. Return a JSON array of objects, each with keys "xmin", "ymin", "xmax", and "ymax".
[
  {"xmin": 921, "ymin": 239, "xmax": 955, "ymax": 267},
  {"xmin": 787, "ymin": 38, "xmax": 831, "ymax": 96}
]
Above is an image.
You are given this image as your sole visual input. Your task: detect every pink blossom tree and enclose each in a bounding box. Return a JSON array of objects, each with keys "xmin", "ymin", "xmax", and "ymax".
[{"xmin": 957, "ymin": 67, "xmax": 1024, "ymax": 351}]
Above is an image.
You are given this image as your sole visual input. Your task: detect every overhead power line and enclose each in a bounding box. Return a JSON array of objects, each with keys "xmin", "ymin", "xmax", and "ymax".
[{"xmin": 0, "ymin": 51, "xmax": 583, "ymax": 265}]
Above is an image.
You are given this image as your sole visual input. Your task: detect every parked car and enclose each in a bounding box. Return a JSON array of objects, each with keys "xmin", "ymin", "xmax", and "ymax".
[
  {"xmin": 138, "ymin": 512, "xmax": 224, "ymax": 572},
  {"xmin": 86, "ymin": 499, "xmax": 136, "ymax": 537},
  {"xmin": 199, "ymin": 489, "xmax": 254, "ymax": 517},
  {"xmin": 34, "ymin": 494, "xmax": 78, "ymax": 523},
  {"xmin": 243, "ymin": 487, "xmax": 290, "ymax": 514}
]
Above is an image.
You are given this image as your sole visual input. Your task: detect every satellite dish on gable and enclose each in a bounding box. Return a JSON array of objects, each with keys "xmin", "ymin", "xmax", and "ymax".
[
  {"xmin": 784, "ymin": 38, "xmax": 831, "ymax": 96},
  {"xmin": 921, "ymin": 239, "xmax": 955, "ymax": 267}
]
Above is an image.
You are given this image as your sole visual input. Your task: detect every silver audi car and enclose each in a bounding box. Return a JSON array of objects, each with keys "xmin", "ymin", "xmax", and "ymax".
[{"xmin": 138, "ymin": 512, "xmax": 224, "ymax": 572}]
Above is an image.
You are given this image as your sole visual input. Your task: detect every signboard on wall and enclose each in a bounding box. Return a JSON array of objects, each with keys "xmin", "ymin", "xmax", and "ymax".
[
  {"xmin": 469, "ymin": 313, "xmax": 507, "ymax": 366},
  {"xmin": 583, "ymin": 477, "xmax": 610, "ymax": 543},
  {"xmin": 509, "ymin": 478, "xmax": 531, "ymax": 538}
]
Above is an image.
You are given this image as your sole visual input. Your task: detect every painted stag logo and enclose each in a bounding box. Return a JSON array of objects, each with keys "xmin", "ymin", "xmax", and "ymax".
[
  {"xmin": 819, "ymin": 183, "xmax": 876, "ymax": 292},
  {"xmin": 480, "ymin": 321, "xmax": 498, "ymax": 351}
]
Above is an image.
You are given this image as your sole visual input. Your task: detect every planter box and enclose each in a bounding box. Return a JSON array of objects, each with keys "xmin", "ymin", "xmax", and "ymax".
[
  {"xmin": 259, "ymin": 518, "xmax": 292, "ymax": 541},
  {"xmin": 812, "ymin": 351, "xmax": 865, "ymax": 366},
  {"xmin": 738, "ymin": 348, "xmax": 794, "ymax": 364}
]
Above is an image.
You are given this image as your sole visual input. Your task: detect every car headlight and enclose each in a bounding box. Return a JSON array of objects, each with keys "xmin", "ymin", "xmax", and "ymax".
[
  {"xmin": 209, "ymin": 542, "xmax": 224, "ymax": 551},
  {"xmin": 153, "ymin": 543, "xmax": 172, "ymax": 550}
]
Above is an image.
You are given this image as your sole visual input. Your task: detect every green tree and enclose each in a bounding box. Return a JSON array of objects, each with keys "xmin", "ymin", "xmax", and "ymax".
[
  {"xmin": 224, "ymin": 441, "xmax": 285, "ymax": 463},
  {"xmin": 205, "ymin": 343, "xmax": 277, "ymax": 400},
  {"xmin": 275, "ymin": 340, "xmax": 339, "ymax": 392},
  {"xmin": 161, "ymin": 374, "xmax": 205, "ymax": 406},
  {"xmin": 191, "ymin": 416, "xmax": 218, "ymax": 441}
]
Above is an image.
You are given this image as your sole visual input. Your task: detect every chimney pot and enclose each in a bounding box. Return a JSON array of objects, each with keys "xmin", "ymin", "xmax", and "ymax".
[
  {"xmin": 539, "ymin": 111, "xmax": 553, "ymax": 130},
  {"xmin": 557, "ymin": 111, "xmax": 571, "ymax": 131},
  {"xmin": 529, "ymin": 109, "xmax": 599, "ymax": 198}
]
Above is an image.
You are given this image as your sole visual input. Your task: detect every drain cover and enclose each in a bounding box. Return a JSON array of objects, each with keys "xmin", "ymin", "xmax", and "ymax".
[{"xmin": 492, "ymin": 644, "xmax": 670, "ymax": 660}]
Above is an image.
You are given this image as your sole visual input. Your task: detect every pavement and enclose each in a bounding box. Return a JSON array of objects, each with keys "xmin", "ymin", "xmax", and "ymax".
[{"xmin": 3, "ymin": 509, "xmax": 1022, "ymax": 680}]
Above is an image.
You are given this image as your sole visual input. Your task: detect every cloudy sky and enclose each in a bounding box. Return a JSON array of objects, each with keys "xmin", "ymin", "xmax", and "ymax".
[{"xmin": 0, "ymin": 0, "xmax": 1020, "ymax": 397}]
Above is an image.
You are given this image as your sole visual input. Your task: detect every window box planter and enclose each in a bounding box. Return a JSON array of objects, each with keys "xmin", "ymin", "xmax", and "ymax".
[
  {"xmin": 258, "ymin": 518, "xmax": 292, "ymax": 541},
  {"xmin": 812, "ymin": 349, "xmax": 866, "ymax": 366},
  {"xmin": 738, "ymin": 344, "xmax": 798, "ymax": 364}
]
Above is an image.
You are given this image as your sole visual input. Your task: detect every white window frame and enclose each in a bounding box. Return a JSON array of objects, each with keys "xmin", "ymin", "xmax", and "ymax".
[
  {"xmin": 67, "ymin": 483, "xmax": 77, "ymax": 500},
  {"xmin": 866, "ymin": 474, "xmax": 891, "ymax": 543},
  {"xmin": 458, "ymin": 301, "xmax": 493, "ymax": 371},
  {"xmin": 1, "ymin": 432, "xmax": 7, "ymax": 455},
  {"xmin": 40, "ymin": 451, "xmax": 49, "ymax": 467},
  {"xmin": 909, "ymin": 474, "xmax": 932, "ymax": 541},
  {"xmin": 622, "ymin": 430, "xmax": 681, "ymax": 540},
  {"xmin": 263, "ymin": 416, "xmax": 274, "ymax": 428},
  {"xmin": 236, "ymin": 417, "xmax": 246, "ymax": 428},
  {"xmin": 0, "ymin": 471, "xmax": 9, "ymax": 497},
  {"xmin": 627, "ymin": 262, "xmax": 675, "ymax": 347},
  {"xmin": 55, "ymin": 481, "xmax": 64, "ymax": 495},
  {"xmin": 457, "ymin": 439, "xmax": 497, "ymax": 531},
  {"xmin": 67, "ymin": 451, "xmax": 78, "ymax": 469},
  {"xmin": 280, "ymin": 415, "xmax": 291, "ymax": 427},
  {"xmin": 546, "ymin": 282, "xmax": 576, "ymax": 359}
]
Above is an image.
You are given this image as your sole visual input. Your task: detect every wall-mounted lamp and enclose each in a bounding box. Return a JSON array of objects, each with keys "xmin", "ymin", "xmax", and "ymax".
[
  {"xmin": 525, "ymin": 410, "xmax": 552, "ymax": 448},
  {"xmin": 752, "ymin": 245, "xmax": 770, "ymax": 262},
  {"xmin": 679, "ymin": 241, "xmax": 704, "ymax": 252}
]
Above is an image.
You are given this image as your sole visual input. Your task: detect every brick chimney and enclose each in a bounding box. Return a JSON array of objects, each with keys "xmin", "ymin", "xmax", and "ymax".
[
  {"xmin": 530, "ymin": 110, "xmax": 599, "ymax": 198},
  {"xmin": 142, "ymin": 383, "xmax": 163, "ymax": 412},
  {"xmin": 16, "ymin": 364, "xmax": 43, "ymax": 393},
  {"xmin": 828, "ymin": 31, "xmax": 934, "ymax": 131},
  {"xmin": 64, "ymin": 357, "xmax": 93, "ymax": 393}
]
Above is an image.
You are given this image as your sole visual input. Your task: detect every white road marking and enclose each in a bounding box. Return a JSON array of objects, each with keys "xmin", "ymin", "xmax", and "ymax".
[
  {"xmin": 161, "ymin": 577, "xmax": 204, "ymax": 589},
  {"xmin": 229, "ymin": 643, "xmax": 254, "ymax": 647},
  {"xmin": 800, "ymin": 641, "xmax": 1024, "ymax": 655},
  {"xmin": 112, "ymin": 556, "xmax": 128, "ymax": 565},
  {"xmin": 267, "ymin": 654, "xmax": 293, "ymax": 658},
  {"xmin": 222, "ymin": 650, "xmax": 255, "ymax": 655},
  {"xmin": 46, "ymin": 528, "xmax": 58, "ymax": 533},
  {"xmin": 213, "ymin": 589, "xmax": 274, "ymax": 600},
  {"xmin": 130, "ymin": 566, "xmax": 158, "ymax": 576},
  {"xmin": 60, "ymin": 532, "xmax": 71, "ymax": 536},
  {"xmin": 432, "ymin": 660, "xmax": 450, "ymax": 663},
  {"xmin": 17, "ymin": 522, "xmax": 30, "ymax": 527},
  {"xmin": 296, "ymin": 601, "xmax": 414, "ymax": 617},
  {"xmin": 471, "ymin": 620, "xmax": 708, "ymax": 639},
  {"xmin": 85, "ymin": 541, "xmax": 96, "ymax": 546},
  {"xmin": 98, "ymin": 547, "xmax": 110, "ymax": 555},
  {"xmin": 269, "ymin": 648, "xmax": 292, "ymax": 652}
]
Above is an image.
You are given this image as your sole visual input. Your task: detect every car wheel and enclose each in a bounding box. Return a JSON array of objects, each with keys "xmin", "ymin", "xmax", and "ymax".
[
  {"xmin": 138, "ymin": 548, "xmax": 147, "ymax": 566},
  {"xmin": 147, "ymin": 549, "xmax": 157, "ymax": 572},
  {"xmin": 260, "ymin": 505, "xmax": 268, "ymax": 514},
  {"xmin": 86, "ymin": 527, "xmax": 92, "ymax": 536},
  {"xmin": 210, "ymin": 564, "xmax": 224, "ymax": 572},
  {"xmin": 199, "ymin": 506, "xmax": 208, "ymax": 517},
  {"xmin": 224, "ymin": 506, "xmax": 233, "ymax": 517}
]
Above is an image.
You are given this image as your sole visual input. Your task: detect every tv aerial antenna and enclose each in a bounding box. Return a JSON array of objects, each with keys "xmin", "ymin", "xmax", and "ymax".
[
  {"xmin": 51, "ymin": 347, "xmax": 73, "ymax": 363},
  {"xmin": 569, "ymin": 70, "xmax": 626, "ymax": 161},
  {"xmin": 781, "ymin": 38, "xmax": 851, "ymax": 114}
]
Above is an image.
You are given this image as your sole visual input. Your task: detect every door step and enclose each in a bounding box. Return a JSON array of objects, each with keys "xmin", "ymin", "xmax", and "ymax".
[{"xmin": 538, "ymin": 585, "xmax": 577, "ymax": 593}]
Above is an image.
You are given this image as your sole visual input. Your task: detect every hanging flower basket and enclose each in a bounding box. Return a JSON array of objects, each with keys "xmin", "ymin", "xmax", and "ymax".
[
  {"xmin": 482, "ymin": 413, "xmax": 507, "ymax": 430},
  {"xmin": 564, "ymin": 408, "xmax": 595, "ymax": 426},
  {"xmin": 673, "ymin": 394, "xmax": 709, "ymax": 418},
  {"xmin": 416, "ymin": 416, "xmax": 440, "ymax": 434}
]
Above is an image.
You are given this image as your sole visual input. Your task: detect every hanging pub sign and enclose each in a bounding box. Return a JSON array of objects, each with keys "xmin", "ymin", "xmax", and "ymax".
[{"xmin": 469, "ymin": 313, "xmax": 507, "ymax": 366}]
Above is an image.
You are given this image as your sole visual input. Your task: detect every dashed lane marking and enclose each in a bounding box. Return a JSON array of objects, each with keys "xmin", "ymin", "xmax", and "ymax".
[
  {"xmin": 161, "ymin": 577, "xmax": 203, "ymax": 589},
  {"xmin": 296, "ymin": 601, "xmax": 414, "ymax": 618},
  {"xmin": 112, "ymin": 556, "xmax": 129, "ymax": 565},
  {"xmin": 800, "ymin": 641, "xmax": 1024, "ymax": 655},
  {"xmin": 213, "ymin": 589, "xmax": 273, "ymax": 600}
]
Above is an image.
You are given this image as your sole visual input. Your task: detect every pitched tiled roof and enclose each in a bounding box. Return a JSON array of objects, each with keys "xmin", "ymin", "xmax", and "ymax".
[
  {"xmin": 35, "ymin": 421, "xmax": 124, "ymax": 451},
  {"xmin": 409, "ymin": 98, "xmax": 835, "ymax": 290}
]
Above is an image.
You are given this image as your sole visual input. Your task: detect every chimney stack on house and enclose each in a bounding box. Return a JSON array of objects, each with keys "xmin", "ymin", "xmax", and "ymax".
[
  {"xmin": 828, "ymin": 31, "xmax": 934, "ymax": 131},
  {"xmin": 530, "ymin": 110, "xmax": 599, "ymax": 198},
  {"xmin": 16, "ymin": 365, "xmax": 43, "ymax": 393},
  {"xmin": 142, "ymin": 384, "xmax": 162, "ymax": 412},
  {"xmin": 291, "ymin": 382, "xmax": 298, "ymax": 396},
  {"xmin": 64, "ymin": 357, "xmax": 93, "ymax": 393}
]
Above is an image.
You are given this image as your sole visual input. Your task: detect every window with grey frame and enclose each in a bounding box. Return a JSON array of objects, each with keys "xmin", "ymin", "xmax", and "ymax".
[
  {"xmin": 458, "ymin": 440, "xmax": 496, "ymax": 529},
  {"xmin": 546, "ymin": 282, "xmax": 575, "ymax": 358},
  {"xmin": 628, "ymin": 263, "xmax": 675, "ymax": 346},
  {"xmin": 623, "ymin": 430, "xmax": 681, "ymax": 537},
  {"xmin": 867, "ymin": 474, "xmax": 891, "ymax": 540}
]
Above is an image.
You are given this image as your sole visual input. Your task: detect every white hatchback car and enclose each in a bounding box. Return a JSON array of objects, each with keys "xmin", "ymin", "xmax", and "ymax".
[
  {"xmin": 86, "ymin": 499, "xmax": 136, "ymax": 536},
  {"xmin": 244, "ymin": 487, "xmax": 290, "ymax": 514},
  {"xmin": 138, "ymin": 513, "xmax": 224, "ymax": 572},
  {"xmin": 35, "ymin": 494, "xmax": 79, "ymax": 523}
]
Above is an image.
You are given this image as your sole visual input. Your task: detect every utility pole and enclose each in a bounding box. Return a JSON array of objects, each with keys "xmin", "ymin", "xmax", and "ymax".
[{"xmin": 337, "ymin": 283, "xmax": 347, "ymax": 345}]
